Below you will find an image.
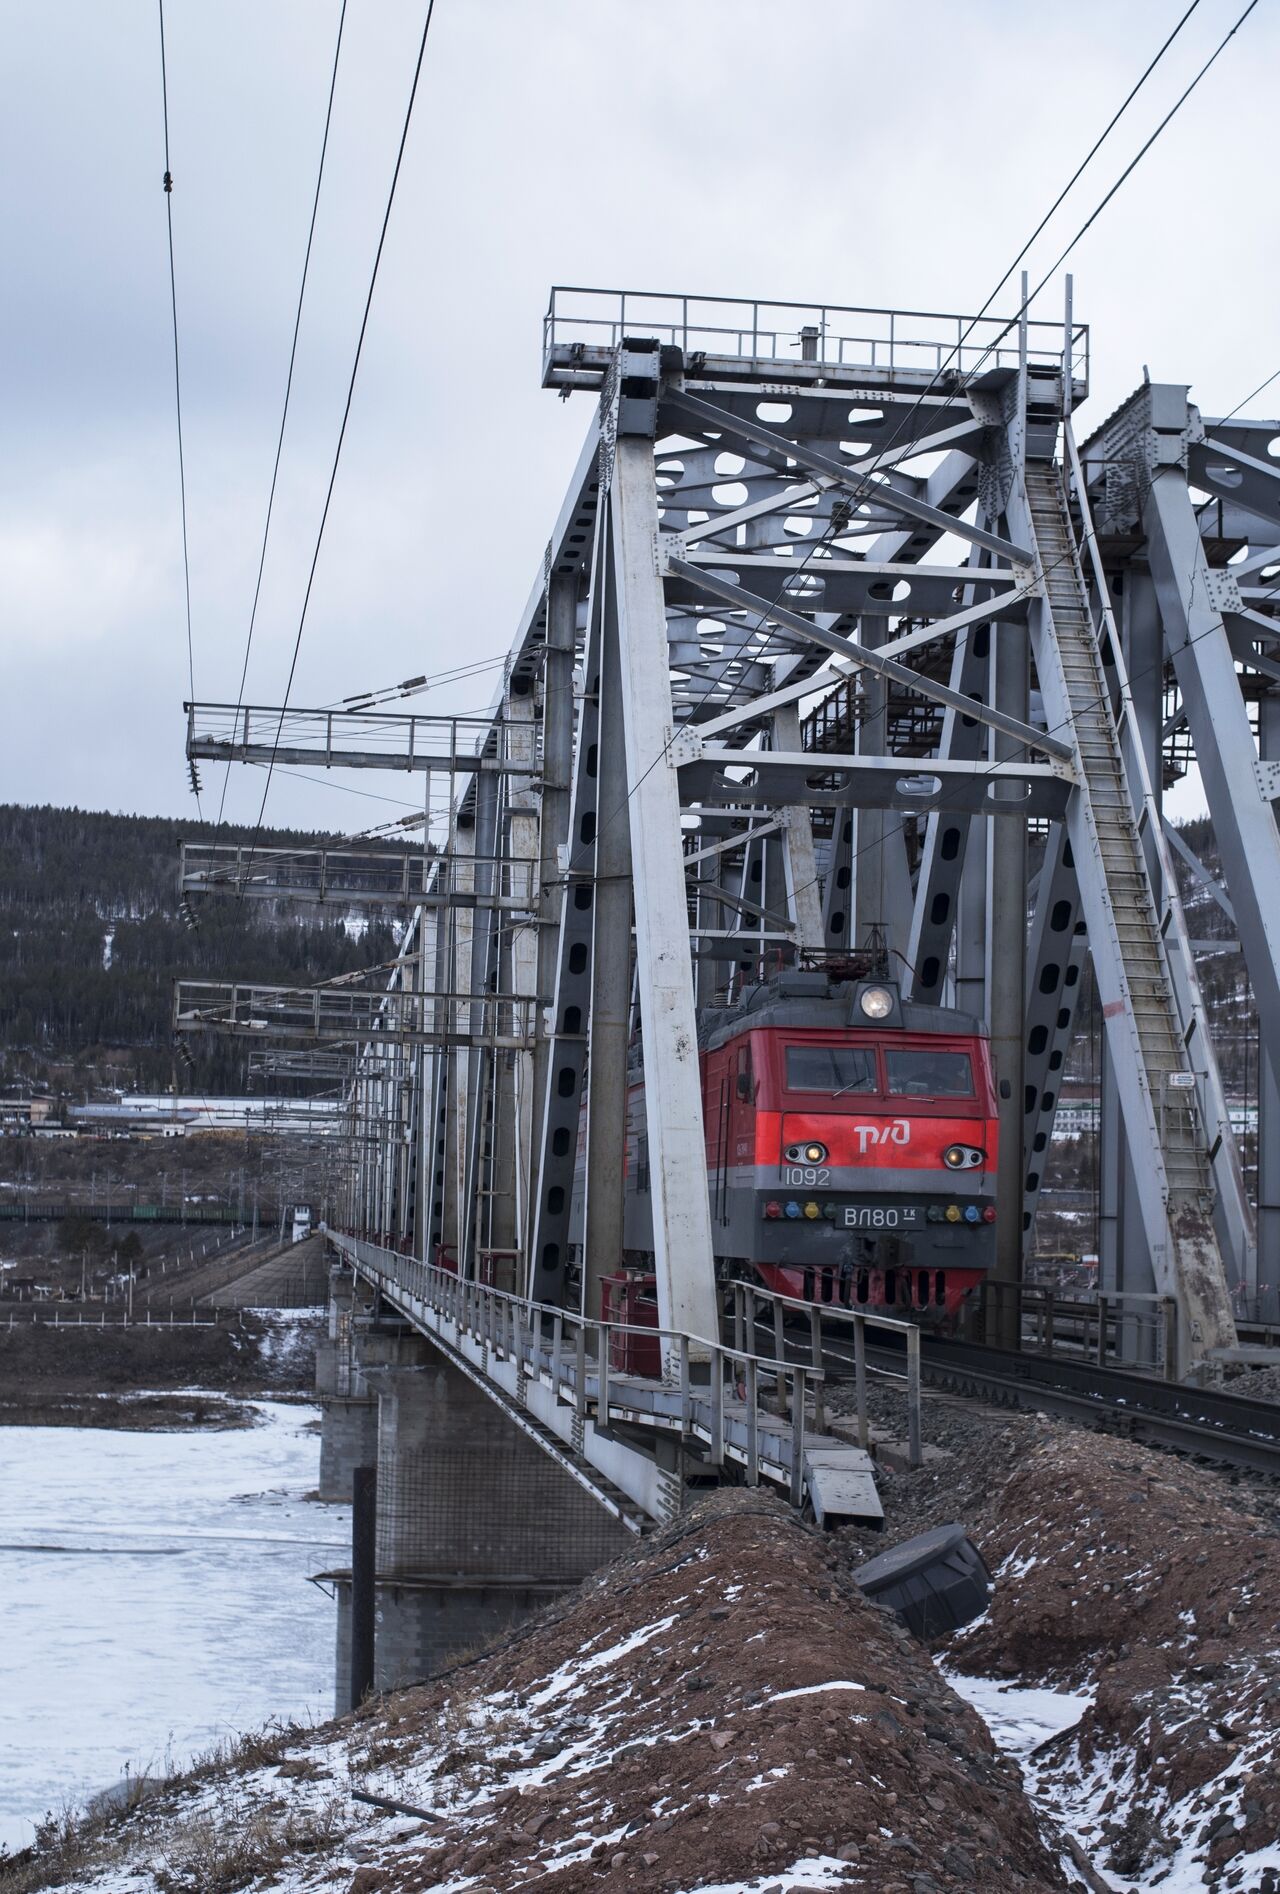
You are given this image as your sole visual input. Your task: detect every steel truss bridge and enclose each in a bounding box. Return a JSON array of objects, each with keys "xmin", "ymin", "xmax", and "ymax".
[{"xmin": 177, "ymin": 284, "xmax": 1280, "ymax": 1407}]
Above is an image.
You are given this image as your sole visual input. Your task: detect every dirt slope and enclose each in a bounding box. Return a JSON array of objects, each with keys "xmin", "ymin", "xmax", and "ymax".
[
  {"xmin": 944, "ymin": 1429, "xmax": 1280, "ymax": 1891},
  {"xmin": 3, "ymin": 1498, "xmax": 1076, "ymax": 1894}
]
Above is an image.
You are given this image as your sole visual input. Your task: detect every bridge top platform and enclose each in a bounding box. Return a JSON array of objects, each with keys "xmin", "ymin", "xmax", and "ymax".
[{"xmin": 542, "ymin": 284, "xmax": 1089, "ymax": 401}]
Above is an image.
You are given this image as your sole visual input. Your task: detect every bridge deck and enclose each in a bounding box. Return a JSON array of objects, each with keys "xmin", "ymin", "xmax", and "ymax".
[{"xmin": 330, "ymin": 1233, "xmax": 883, "ymax": 1529}]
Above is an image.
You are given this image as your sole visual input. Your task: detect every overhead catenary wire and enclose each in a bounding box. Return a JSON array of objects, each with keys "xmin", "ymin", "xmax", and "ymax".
[
  {"xmin": 602, "ymin": 0, "xmax": 1267, "ymax": 919},
  {"xmin": 157, "ymin": 0, "xmax": 200, "ymax": 813},
  {"xmin": 988, "ymin": 0, "xmax": 1262, "ymax": 359},
  {"xmin": 213, "ymin": 0, "xmax": 350, "ymax": 835},
  {"xmin": 241, "ymin": 0, "xmax": 439, "ymax": 878},
  {"xmin": 692, "ymin": 0, "xmax": 1211, "ymax": 596},
  {"xmin": 648, "ymin": 0, "xmax": 1231, "ymax": 779},
  {"xmin": 227, "ymin": 0, "xmax": 1231, "ymax": 896},
  {"xmin": 1215, "ymin": 365, "xmax": 1280, "ymax": 428}
]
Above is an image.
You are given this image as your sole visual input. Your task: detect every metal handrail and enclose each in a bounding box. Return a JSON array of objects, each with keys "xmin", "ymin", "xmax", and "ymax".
[
  {"xmin": 543, "ymin": 285, "xmax": 1088, "ymax": 388},
  {"xmin": 332, "ymin": 1235, "xmax": 872, "ymax": 1498},
  {"xmin": 729, "ymin": 1277, "xmax": 922, "ymax": 1466}
]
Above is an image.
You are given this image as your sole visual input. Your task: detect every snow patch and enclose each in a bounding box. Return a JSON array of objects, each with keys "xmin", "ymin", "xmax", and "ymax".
[{"xmin": 767, "ymin": 1680, "xmax": 866, "ymax": 1704}]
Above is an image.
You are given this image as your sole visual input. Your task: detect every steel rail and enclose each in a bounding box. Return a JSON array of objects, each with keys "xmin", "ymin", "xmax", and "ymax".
[
  {"xmin": 870, "ymin": 1336, "xmax": 1280, "ymax": 1478},
  {"xmin": 746, "ymin": 1301, "xmax": 1280, "ymax": 1477}
]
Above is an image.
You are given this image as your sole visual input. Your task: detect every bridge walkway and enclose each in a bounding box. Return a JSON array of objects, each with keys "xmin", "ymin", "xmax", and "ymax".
[{"xmin": 328, "ymin": 1233, "xmax": 886, "ymax": 1530}]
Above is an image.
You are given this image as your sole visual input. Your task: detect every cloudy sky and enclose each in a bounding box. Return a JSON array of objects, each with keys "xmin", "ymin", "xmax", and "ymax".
[{"xmin": 2, "ymin": 0, "xmax": 1274, "ymax": 833}]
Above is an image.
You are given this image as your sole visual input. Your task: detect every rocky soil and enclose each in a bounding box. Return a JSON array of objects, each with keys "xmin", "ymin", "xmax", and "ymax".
[
  {"xmin": 1, "ymin": 1498, "xmax": 1080, "ymax": 1894},
  {"xmin": 941, "ymin": 1428, "xmax": 1280, "ymax": 1892},
  {"xmin": 6, "ymin": 1371, "xmax": 1280, "ymax": 1891}
]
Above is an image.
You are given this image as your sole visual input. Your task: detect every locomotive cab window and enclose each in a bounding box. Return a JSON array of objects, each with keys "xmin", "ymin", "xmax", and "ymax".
[
  {"xmin": 884, "ymin": 1048, "xmax": 974, "ymax": 1097},
  {"xmin": 785, "ymin": 1045, "xmax": 877, "ymax": 1095}
]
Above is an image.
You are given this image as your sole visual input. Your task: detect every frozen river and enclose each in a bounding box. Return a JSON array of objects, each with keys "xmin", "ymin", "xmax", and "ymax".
[{"xmin": 0, "ymin": 1401, "xmax": 348, "ymax": 1855}]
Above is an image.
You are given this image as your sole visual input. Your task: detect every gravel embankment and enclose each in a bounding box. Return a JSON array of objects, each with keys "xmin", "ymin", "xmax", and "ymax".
[{"xmin": 2, "ymin": 1497, "xmax": 1077, "ymax": 1894}]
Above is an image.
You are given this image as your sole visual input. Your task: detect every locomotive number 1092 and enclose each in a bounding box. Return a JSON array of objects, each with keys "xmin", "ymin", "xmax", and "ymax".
[{"xmin": 782, "ymin": 1165, "xmax": 830, "ymax": 1187}]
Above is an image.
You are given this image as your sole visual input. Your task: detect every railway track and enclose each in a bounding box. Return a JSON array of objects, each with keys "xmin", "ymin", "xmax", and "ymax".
[
  {"xmin": 750, "ymin": 1306, "xmax": 1280, "ymax": 1477},
  {"xmin": 855, "ymin": 1334, "xmax": 1280, "ymax": 1478}
]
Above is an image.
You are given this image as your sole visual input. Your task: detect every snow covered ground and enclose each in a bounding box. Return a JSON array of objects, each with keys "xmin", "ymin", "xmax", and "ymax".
[
  {"xmin": 948, "ymin": 1668, "xmax": 1280, "ymax": 1892},
  {"xmin": 0, "ymin": 1401, "xmax": 345, "ymax": 1854}
]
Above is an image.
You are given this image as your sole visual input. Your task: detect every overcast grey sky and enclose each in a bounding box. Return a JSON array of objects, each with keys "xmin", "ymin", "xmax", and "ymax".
[{"xmin": 2, "ymin": 0, "xmax": 1275, "ymax": 832}]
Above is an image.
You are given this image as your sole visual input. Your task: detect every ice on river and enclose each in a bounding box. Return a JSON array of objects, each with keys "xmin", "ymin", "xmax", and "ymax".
[{"xmin": 0, "ymin": 1401, "xmax": 347, "ymax": 1855}]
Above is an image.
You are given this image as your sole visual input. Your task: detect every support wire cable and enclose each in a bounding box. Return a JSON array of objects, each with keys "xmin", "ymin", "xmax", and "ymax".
[
  {"xmin": 672, "ymin": 0, "xmax": 1218, "ymax": 771},
  {"xmin": 213, "ymin": 0, "xmax": 350, "ymax": 835},
  {"xmin": 158, "ymin": 0, "xmax": 200, "ymax": 812},
  {"xmin": 242, "ymin": 0, "xmax": 439, "ymax": 877}
]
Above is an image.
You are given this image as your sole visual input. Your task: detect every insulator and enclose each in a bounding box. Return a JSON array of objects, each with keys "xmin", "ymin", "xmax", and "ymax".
[{"xmin": 187, "ymin": 758, "xmax": 202, "ymax": 795}]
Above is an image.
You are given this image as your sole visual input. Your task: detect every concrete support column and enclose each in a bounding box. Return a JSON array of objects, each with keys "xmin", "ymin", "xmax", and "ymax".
[
  {"xmin": 317, "ymin": 1316, "xmax": 423, "ymax": 1503},
  {"xmin": 331, "ymin": 1346, "xmax": 630, "ymax": 1709}
]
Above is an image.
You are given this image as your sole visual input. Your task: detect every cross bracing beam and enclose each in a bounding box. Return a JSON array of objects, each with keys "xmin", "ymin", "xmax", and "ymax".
[
  {"xmin": 667, "ymin": 558, "xmax": 1070, "ymax": 762},
  {"xmin": 180, "ymin": 841, "xmax": 536, "ymax": 910},
  {"xmin": 173, "ymin": 979, "xmax": 536, "ymax": 1050},
  {"xmin": 666, "ymin": 387, "xmax": 1034, "ymax": 565},
  {"xmin": 666, "ymin": 549, "xmax": 1026, "ymax": 629},
  {"xmin": 185, "ymin": 702, "xmax": 521, "ymax": 775},
  {"xmin": 674, "ymin": 741, "xmax": 1071, "ymax": 817}
]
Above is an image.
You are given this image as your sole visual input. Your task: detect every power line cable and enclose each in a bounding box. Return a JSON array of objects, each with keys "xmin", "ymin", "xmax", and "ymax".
[
  {"xmin": 241, "ymin": 0, "xmax": 439, "ymax": 875},
  {"xmin": 1216, "ymin": 365, "xmax": 1280, "ymax": 427},
  {"xmin": 657, "ymin": 0, "xmax": 1265, "ymax": 915},
  {"xmin": 157, "ymin": 0, "xmax": 200, "ymax": 812},
  {"xmin": 701, "ymin": 0, "xmax": 1210, "ymax": 580},
  {"xmin": 339, "ymin": 1, "xmax": 1262, "ymax": 1036},
  {"xmin": 670, "ymin": 0, "xmax": 1221, "ymax": 764},
  {"xmin": 213, "ymin": 0, "xmax": 349, "ymax": 834},
  {"xmin": 988, "ymin": 0, "xmax": 1261, "ymax": 358}
]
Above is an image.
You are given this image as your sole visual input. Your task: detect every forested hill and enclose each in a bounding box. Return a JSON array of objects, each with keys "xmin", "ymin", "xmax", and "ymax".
[{"xmin": 0, "ymin": 804, "xmax": 402, "ymax": 1095}]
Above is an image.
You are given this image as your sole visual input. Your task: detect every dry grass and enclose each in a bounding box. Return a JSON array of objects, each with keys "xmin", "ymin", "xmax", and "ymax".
[
  {"xmin": 152, "ymin": 1787, "xmax": 347, "ymax": 1894},
  {"xmin": 0, "ymin": 1719, "xmax": 334, "ymax": 1894}
]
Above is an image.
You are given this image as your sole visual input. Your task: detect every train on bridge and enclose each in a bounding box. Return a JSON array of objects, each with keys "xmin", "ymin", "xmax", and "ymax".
[{"xmin": 575, "ymin": 967, "xmax": 999, "ymax": 1320}]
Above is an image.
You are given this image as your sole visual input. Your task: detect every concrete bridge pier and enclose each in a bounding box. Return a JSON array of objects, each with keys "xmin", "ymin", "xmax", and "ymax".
[
  {"xmin": 315, "ymin": 1267, "xmax": 424, "ymax": 1502},
  {"xmin": 331, "ymin": 1344, "xmax": 631, "ymax": 1710}
]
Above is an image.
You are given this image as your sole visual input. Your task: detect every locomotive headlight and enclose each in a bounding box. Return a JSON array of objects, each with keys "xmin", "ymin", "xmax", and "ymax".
[
  {"xmin": 859, "ymin": 985, "xmax": 894, "ymax": 1020},
  {"xmin": 943, "ymin": 1144, "xmax": 985, "ymax": 1170},
  {"xmin": 803, "ymin": 1142, "xmax": 827, "ymax": 1164}
]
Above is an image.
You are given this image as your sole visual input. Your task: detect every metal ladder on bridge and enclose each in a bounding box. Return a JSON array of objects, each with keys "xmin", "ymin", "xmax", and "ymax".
[{"xmin": 1023, "ymin": 463, "xmax": 1234, "ymax": 1358}]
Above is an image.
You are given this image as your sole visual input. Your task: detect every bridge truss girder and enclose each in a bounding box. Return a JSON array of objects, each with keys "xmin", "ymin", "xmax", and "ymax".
[{"xmin": 181, "ymin": 284, "xmax": 1280, "ymax": 1360}]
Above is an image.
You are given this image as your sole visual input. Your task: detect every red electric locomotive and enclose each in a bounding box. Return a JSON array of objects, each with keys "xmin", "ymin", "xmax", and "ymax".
[{"xmin": 609, "ymin": 968, "xmax": 998, "ymax": 1318}]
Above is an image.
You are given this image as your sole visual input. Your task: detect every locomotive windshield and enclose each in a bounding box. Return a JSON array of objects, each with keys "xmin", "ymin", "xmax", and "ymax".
[
  {"xmin": 785, "ymin": 1045, "xmax": 877, "ymax": 1094},
  {"xmin": 884, "ymin": 1048, "xmax": 974, "ymax": 1097}
]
